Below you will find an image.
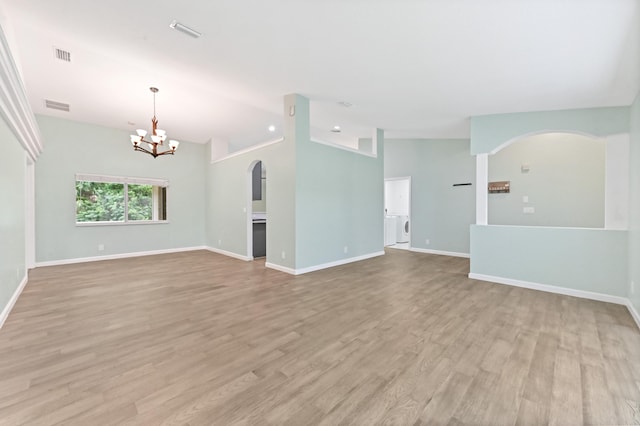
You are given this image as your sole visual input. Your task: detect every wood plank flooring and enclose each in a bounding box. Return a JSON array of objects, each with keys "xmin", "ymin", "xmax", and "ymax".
[{"xmin": 0, "ymin": 249, "xmax": 639, "ymax": 425}]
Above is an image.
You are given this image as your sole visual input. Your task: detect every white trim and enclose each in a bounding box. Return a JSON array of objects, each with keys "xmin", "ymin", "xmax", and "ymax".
[
  {"xmin": 75, "ymin": 220, "xmax": 170, "ymax": 227},
  {"xmin": 75, "ymin": 173, "xmax": 169, "ymax": 187},
  {"xmin": 265, "ymin": 262, "xmax": 296, "ymax": 275},
  {"xmin": 267, "ymin": 251, "xmax": 386, "ymax": 276},
  {"xmin": 211, "ymin": 138, "xmax": 284, "ymax": 164},
  {"xmin": 476, "ymin": 153, "xmax": 488, "ymax": 225},
  {"xmin": 25, "ymin": 157, "xmax": 35, "ymax": 269},
  {"xmin": 205, "ymin": 246, "xmax": 252, "ymax": 262},
  {"xmin": 0, "ymin": 274, "xmax": 28, "ymax": 329},
  {"xmin": 468, "ymin": 273, "xmax": 628, "ymax": 306},
  {"xmin": 294, "ymin": 251, "xmax": 385, "ymax": 275},
  {"xmin": 310, "ymin": 138, "xmax": 378, "ymax": 158},
  {"xmin": 410, "ymin": 247, "xmax": 470, "ymax": 258},
  {"xmin": 35, "ymin": 246, "xmax": 208, "ymax": 267},
  {"xmin": 0, "ymin": 25, "xmax": 42, "ymax": 161},
  {"xmin": 627, "ymin": 300, "xmax": 640, "ymax": 331}
]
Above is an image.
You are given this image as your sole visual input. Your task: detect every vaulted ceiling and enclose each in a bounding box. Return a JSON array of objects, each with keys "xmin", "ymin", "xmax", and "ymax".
[{"xmin": 1, "ymin": 0, "xmax": 638, "ymax": 151}]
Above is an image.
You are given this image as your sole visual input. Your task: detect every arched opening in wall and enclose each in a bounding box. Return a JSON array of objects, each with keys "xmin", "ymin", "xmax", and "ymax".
[
  {"xmin": 487, "ymin": 131, "xmax": 628, "ymax": 228},
  {"xmin": 247, "ymin": 160, "xmax": 267, "ymax": 259}
]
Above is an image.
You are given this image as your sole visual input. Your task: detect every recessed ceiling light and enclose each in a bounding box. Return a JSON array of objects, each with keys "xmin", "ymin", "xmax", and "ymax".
[
  {"xmin": 331, "ymin": 125, "xmax": 341, "ymax": 133},
  {"xmin": 127, "ymin": 121, "xmax": 136, "ymax": 126},
  {"xmin": 268, "ymin": 125, "xmax": 276, "ymax": 132},
  {"xmin": 169, "ymin": 20, "xmax": 202, "ymax": 38},
  {"xmin": 338, "ymin": 101, "xmax": 352, "ymax": 108}
]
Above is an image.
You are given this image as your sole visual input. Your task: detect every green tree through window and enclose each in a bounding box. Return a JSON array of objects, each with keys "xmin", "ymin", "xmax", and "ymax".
[{"xmin": 75, "ymin": 177, "xmax": 167, "ymax": 223}]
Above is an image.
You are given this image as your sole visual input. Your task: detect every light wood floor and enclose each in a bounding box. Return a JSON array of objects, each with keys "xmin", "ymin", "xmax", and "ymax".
[{"xmin": 1, "ymin": 249, "xmax": 639, "ymax": 425}]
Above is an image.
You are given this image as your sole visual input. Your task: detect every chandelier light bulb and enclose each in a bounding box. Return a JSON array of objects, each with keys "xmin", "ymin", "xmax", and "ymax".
[{"xmin": 130, "ymin": 87, "xmax": 180, "ymax": 158}]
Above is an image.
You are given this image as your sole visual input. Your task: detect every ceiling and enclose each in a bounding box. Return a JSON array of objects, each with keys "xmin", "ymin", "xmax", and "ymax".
[{"xmin": 0, "ymin": 0, "xmax": 638, "ymax": 152}]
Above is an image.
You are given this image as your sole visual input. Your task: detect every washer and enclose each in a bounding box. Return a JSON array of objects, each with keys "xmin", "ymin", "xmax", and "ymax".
[{"xmin": 396, "ymin": 215, "xmax": 409, "ymax": 243}]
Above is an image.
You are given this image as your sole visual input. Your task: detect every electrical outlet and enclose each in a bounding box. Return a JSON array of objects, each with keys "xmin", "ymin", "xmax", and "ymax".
[
  {"xmin": 631, "ymin": 281, "xmax": 636, "ymax": 294},
  {"xmin": 425, "ymin": 239, "xmax": 430, "ymax": 245},
  {"xmin": 523, "ymin": 206, "xmax": 535, "ymax": 214},
  {"xmin": 16, "ymin": 268, "xmax": 20, "ymax": 280},
  {"xmin": 281, "ymin": 251, "xmax": 286, "ymax": 259},
  {"xmin": 98, "ymin": 244, "xmax": 104, "ymax": 251},
  {"xmin": 344, "ymin": 246, "xmax": 348, "ymax": 254},
  {"xmin": 218, "ymin": 239, "xmax": 222, "ymax": 246}
]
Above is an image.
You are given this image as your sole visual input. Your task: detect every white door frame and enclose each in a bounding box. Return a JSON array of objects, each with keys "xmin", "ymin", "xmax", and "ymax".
[{"xmin": 384, "ymin": 176, "xmax": 412, "ymax": 248}]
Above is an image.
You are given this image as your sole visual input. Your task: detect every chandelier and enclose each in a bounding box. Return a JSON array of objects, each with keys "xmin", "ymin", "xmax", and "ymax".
[{"xmin": 130, "ymin": 87, "xmax": 180, "ymax": 158}]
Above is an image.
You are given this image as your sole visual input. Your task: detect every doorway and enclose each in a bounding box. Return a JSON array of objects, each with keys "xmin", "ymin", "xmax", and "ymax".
[
  {"xmin": 384, "ymin": 177, "xmax": 411, "ymax": 249},
  {"xmin": 248, "ymin": 160, "xmax": 267, "ymax": 259}
]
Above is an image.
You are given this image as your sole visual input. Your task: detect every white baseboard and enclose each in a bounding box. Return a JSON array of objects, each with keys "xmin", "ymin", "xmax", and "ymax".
[
  {"xmin": 265, "ymin": 262, "xmax": 296, "ymax": 275},
  {"xmin": 0, "ymin": 273, "xmax": 28, "ymax": 330},
  {"xmin": 468, "ymin": 273, "xmax": 629, "ymax": 306},
  {"xmin": 627, "ymin": 300, "xmax": 640, "ymax": 331},
  {"xmin": 205, "ymin": 247, "xmax": 252, "ymax": 262},
  {"xmin": 410, "ymin": 247, "xmax": 470, "ymax": 258},
  {"xmin": 267, "ymin": 251, "xmax": 385, "ymax": 275},
  {"xmin": 35, "ymin": 246, "xmax": 209, "ymax": 267},
  {"xmin": 295, "ymin": 251, "xmax": 385, "ymax": 275}
]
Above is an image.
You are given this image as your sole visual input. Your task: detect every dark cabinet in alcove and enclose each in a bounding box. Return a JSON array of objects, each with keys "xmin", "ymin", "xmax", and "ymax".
[
  {"xmin": 252, "ymin": 161, "xmax": 262, "ymax": 201},
  {"xmin": 253, "ymin": 222, "xmax": 266, "ymax": 258}
]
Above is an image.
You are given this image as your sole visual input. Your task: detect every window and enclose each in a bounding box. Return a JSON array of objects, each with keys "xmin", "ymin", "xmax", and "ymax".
[{"xmin": 75, "ymin": 174, "xmax": 168, "ymax": 224}]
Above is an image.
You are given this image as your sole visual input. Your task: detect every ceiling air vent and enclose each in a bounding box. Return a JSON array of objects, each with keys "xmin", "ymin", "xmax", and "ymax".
[
  {"xmin": 45, "ymin": 99, "xmax": 70, "ymax": 112},
  {"xmin": 54, "ymin": 47, "xmax": 71, "ymax": 62}
]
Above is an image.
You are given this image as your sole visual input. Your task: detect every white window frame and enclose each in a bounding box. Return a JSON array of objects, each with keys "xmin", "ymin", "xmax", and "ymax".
[{"xmin": 75, "ymin": 173, "xmax": 170, "ymax": 226}]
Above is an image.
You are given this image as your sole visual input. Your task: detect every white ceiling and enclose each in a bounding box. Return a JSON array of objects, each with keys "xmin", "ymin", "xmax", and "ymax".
[{"xmin": 0, "ymin": 0, "xmax": 638, "ymax": 151}]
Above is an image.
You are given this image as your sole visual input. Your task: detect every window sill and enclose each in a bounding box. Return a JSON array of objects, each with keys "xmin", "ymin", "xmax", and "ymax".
[{"xmin": 75, "ymin": 220, "xmax": 170, "ymax": 227}]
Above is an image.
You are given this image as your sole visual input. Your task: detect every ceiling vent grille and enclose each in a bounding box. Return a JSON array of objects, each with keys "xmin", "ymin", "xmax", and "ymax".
[
  {"xmin": 54, "ymin": 48, "xmax": 71, "ymax": 62},
  {"xmin": 45, "ymin": 99, "xmax": 70, "ymax": 112}
]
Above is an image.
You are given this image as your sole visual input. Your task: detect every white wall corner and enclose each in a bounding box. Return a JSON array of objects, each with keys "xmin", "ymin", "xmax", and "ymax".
[
  {"xmin": 210, "ymin": 138, "xmax": 229, "ymax": 163},
  {"xmin": 604, "ymin": 133, "xmax": 630, "ymax": 230},
  {"xmin": 475, "ymin": 154, "xmax": 488, "ymax": 225}
]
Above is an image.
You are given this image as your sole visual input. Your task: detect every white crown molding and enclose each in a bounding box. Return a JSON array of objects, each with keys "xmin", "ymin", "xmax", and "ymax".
[
  {"xmin": 0, "ymin": 273, "xmax": 28, "ymax": 330},
  {"xmin": 410, "ymin": 247, "xmax": 470, "ymax": 258},
  {"xmin": 35, "ymin": 246, "xmax": 208, "ymax": 267},
  {"xmin": 0, "ymin": 24, "xmax": 42, "ymax": 161}
]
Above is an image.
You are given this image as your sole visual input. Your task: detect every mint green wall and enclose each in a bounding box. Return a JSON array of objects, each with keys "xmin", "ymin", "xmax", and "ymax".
[
  {"xmin": 471, "ymin": 106, "xmax": 630, "ymax": 155},
  {"xmin": 206, "ymin": 94, "xmax": 384, "ymax": 271},
  {"xmin": 470, "ymin": 225, "xmax": 628, "ymax": 297},
  {"xmin": 629, "ymin": 92, "xmax": 640, "ymax": 311},
  {"xmin": 489, "ymin": 133, "xmax": 605, "ymax": 227},
  {"xmin": 205, "ymin": 95, "xmax": 298, "ymax": 269},
  {"xmin": 470, "ymin": 107, "xmax": 631, "ymax": 297},
  {"xmin": 295, "ymin": 132, "xmax": 384, "ymax": 269},
  {"xmin": 205, "ymin": 140, "xmax": 296, "ymax": 267},
  {"xmin": 0, "ymin": 117, "xmax": 26, "ymax": 313},
  {"xmin": 35, "ymin": 116, "xmax": 206, "ymax": 262},
  {"xmin": 384, "ymin": 139, "xmax": 475, "ymax": 254}
]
